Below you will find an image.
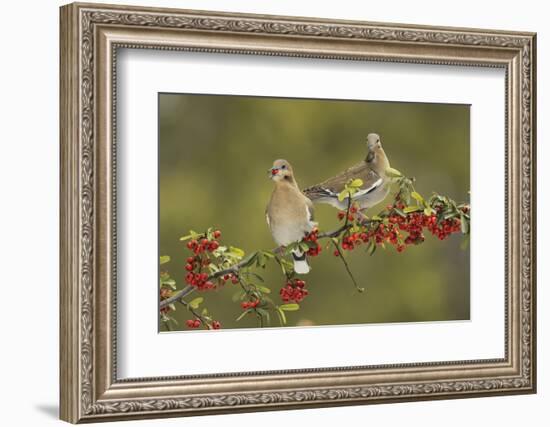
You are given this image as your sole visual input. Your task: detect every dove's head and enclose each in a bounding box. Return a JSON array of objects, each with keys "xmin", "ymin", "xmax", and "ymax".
[
  {"xmin": 269, "ymin": 159, "xmax": 294, "ymax": 182},
  {"xmin": 365, "ymin": 133, "xmax": 390, "ymax": 172},
  {"xmin": 366, "ymin": 133, "xmax": 382, "ymax": 151},
  {"xmin": 366, "ymin": 133, "xmax": 383, "ymax": 163}
]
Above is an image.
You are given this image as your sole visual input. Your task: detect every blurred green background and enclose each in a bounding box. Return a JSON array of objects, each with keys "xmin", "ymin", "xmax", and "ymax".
[{"xmin": 159, "ymin": 93, "xmax": 470, "ymax": 331}]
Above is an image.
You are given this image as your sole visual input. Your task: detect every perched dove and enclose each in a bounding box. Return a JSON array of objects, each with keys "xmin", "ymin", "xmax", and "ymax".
[
  {"xmin": 303, "ymin": 133, "xmax": 391, "ymax": 211},
  {"xmin": 266, "ymin": 159, "xmax": 316, "ymax": 274}
]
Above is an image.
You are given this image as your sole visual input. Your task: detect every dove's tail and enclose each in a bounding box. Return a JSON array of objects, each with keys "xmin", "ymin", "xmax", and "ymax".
[{"xmin": 291, "ymin": 248, "xmax": 310, "ymax": 274}]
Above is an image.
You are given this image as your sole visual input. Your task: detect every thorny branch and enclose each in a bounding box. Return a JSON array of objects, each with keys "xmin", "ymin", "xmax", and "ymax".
[
  {"xmin": 159, "ymin": 222, "xmax": 357, "ymax": 309},
  {"xmin": 159, "ymin": 172, "xmax": 471, "ymax": 329}
]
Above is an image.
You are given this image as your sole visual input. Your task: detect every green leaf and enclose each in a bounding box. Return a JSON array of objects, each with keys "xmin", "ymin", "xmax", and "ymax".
[
  {"xmin": 188, "ymin": 297, "xmax": 204, "ymax": 310},
  {"xmin": 411, "ymin": 191, "xmax": 425, "ymax": 204},
  {"xmin": 349, "ymin": 178, "xmax": 364, "ymax": 188},
  {"xmin": 159, "ymin": 255, "xmax": 170, "ymax": 265},
  {"xmin": 236, "ymin": 309, "xmax": 251, "ymax": 322},
  {"xmin": 403, "ymin": 206, "xmax": 422, "ymax": 214},
  {"xmin": 276, "ymin": 307, "xmax": 287, "ymax": 325},
  {"xmin": 256, "ymin": 252, "xmax": 266, "ymax": 268},
  {"xmin": 201, "ymin": 308, "xmax": 208, "ymax": 316},
  {"xmin": 393, "ymin": 208, "xmax": 406, "ymax": 218},
  {"xmin": 262, "ymin": 250, "xmax": 275, "ymax": 259},
  {"xmin": 160, "ymin": 278, "xmax": 176, "ymax": 290},
  {"xmin": 460, "ymin": 214, "xmax": 469, "ymax": 234},
  {"xmin": 229, "ymin": 246, "xmax": 245, "ymax": 258},
  {"xmin": 280, "ymin": 258, "xmax": 294, "ymax": 270},
  {"xmin": 338, "ymin": 189, "xmax": 350, "ymax": 202},
  {"xmin": 179, "ymin": 230, "xmax": 201, "ymax": 241},
  {"xmin": 400, "ymin": 187, "xmax": 411, "ymax": 205},
  {"xmin": 257, "ymin": 308, "xmax": 270, "ymax": 326},
  {"xmin": 367, "ymin": 240, "xmax": 376, "ymax": 256},
  {"xmin": 255, "ymin": 285, "xmax": 271, "ymax": 294},
  {"xmin": 299, "ymin": 242, "xmax": 310, "ymax": 252},
  {"xmin": 371, "ymin": 215, "xmax": 383, "ymax": 221},
  {"xmin": 424, "ymin": 207, "xmax": 435, "ymax": 216},
  {"xmin": 205, "ymin": 227, "xmax": 214, "ymax": 240},
  {"xmin": 279, "ymin": 303, "xmax": 299, "ymax": 311},
  {"xmin": 211, "ymin": 246, "xmax": 227, "ymax": 258},
  {"xmin": 385, "ymin": 167, "xmax": 403, "ymax": 178},
  {"xmin": 240, "ymin": 251, "xmax": 258, "ymax": 268},
  {"xmin": 241, "ymin": 271, "xmax": 265, "ymax": 282}
]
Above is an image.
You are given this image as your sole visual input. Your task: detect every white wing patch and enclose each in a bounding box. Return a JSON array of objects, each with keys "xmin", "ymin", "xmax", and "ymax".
[
  {"xmin": 351, "ymin": 177, "xmax": 383, "ymax": 198},
  {"xmin": 306, "ymin": 205, "xmax": 313, "ymax": 221},
  {"xmin": 320, "ymin": 177, "xmax": 383, "ymax": 200},
  {"xmin": 305, "ymin": 204, "xmax": 317, "ymax": 228}
]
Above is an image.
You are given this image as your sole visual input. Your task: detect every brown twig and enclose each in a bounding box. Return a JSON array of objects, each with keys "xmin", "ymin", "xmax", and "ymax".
[
  {"xmin": 331, "ymin": 239, "xmax": 365, "ymax": 293},
  {"xmin": 160, "ymin": 222, "xmax": 354, "ymax": 309},
  {"xmin": 178, "ymin": 297, "xmax": 212, "ymax": 330},
  {"xmin": 161, "ymin": 203, "xmax": 471, "ymax": 310}
]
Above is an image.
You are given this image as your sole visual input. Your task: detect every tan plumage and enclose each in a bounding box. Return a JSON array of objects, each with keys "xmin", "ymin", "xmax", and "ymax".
[
  {"xmin": 266, "ymin": 159, "xmax": 316, "ymax": 274},
  {"xmin": 303, "ymin": 133, "xmax": 391, "ymax": 211}
]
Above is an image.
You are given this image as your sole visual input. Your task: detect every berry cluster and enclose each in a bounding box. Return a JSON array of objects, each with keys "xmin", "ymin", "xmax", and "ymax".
[
  {"xmin": 241, "ymin": 299, "xmax": 260, "ymax": 310},
  {"xmin": 337, "ymin": 204, "xmax": 360, "ymax": 223},
  {"xmin": 335, "ymin": 231, "xmax": 369, "ymax": 253},
  {"xmin": 334, "ymin": 203, "xmax": 464, "ymax": 254},
  {"xmin": 185, "ymin": 318, "xmax": 221, "ymax": 329},
  {"xmin": 186, "ymin": 318, "xmax": 202, "ymax": 328},
  {"xmin": 303, "ymin": 228, "xmax": 322, "ymax": 257},
  {"xmin": 279, "ymin": 278, "xmax": 308, "ymax": 303},
  {"xmin": 184, "ymin": 231, "xmax": 222, "ymax": 291},
  {"xmin": 185, "ymin": 270, "xmax": 215, "ymax": 290},
  {"xmin": 222, "ymin": 273, "xmax": 239, "ymax": 284},
  {"xmin": 185, "ymin": 231, "xmax": 221, "ymax": 254}
]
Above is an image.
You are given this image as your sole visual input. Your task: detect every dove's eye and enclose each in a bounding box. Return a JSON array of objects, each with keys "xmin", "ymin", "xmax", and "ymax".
[{"xmin": 281, "ymin": 165, "xmax": 286, "ymax": 169}]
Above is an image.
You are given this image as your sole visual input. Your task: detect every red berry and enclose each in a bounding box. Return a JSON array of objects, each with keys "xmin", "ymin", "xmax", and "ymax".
[
  {"xmin": 186, "ymin": 319, "xmax": 194, "ymax": 328},
  {"xmin": 185, "ymin": 263, "xmax": 193, "ymax": 271},
  {"xmin": 193, "ymin": 319, "xmax": 201, "ymax": 328},
  {"xmin": 212, "ymin": 321, "xmax": 221, "ymax": 329},
  {"xmin": 213, "ymin": 230, "xmax": 221, "ymax": 239}
]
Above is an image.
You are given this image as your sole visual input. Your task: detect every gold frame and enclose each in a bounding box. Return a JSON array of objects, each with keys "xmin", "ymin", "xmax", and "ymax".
[{"xmin": 60, "ymin": 2, "xmax": 537, "ymax": 423}]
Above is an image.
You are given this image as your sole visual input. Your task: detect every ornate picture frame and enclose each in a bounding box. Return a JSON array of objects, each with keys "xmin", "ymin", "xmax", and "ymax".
[{"xmin": 60, "ymin": 2, "xmax": 536, "ymax": 423}]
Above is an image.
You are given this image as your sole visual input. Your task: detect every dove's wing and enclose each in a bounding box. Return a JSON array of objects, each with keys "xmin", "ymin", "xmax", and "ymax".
[{"xmin": 303, "ymin": 162, "xmax": 382, "ymax": 200}]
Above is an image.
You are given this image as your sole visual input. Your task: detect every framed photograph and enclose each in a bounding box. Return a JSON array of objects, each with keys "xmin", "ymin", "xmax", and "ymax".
[{"xmin": 60, "ymin": 2, "xmax": 537, "ymax": 423}]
